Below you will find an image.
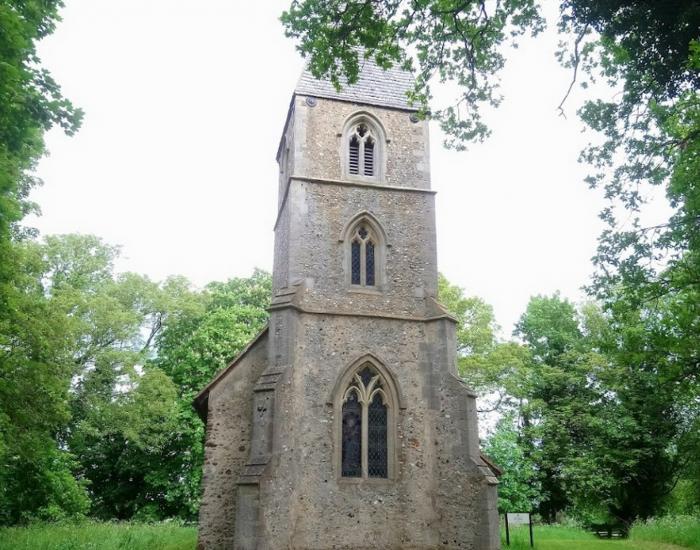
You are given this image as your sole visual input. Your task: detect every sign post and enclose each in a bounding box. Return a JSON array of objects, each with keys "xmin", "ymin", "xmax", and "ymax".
[{"xmin": 504, "ymin": 513, "xmax": 533, "ymax": 547}]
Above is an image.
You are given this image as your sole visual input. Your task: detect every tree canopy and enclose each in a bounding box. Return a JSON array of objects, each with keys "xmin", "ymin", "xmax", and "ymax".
[
  {"xmin": 1, "ymin": 0, "xmax": 698, "ymax": 529},
  {"xmin": 282, "ymin": 1, "xmax": 700, "ymax": 521}
]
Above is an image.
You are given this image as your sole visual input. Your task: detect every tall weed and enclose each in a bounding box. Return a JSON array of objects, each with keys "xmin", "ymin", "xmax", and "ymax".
[
  {"xmin": 630, "ymin": 515, "xmax": 700, "ymax": 549},
  {"xmin": 0, "ymin": 521, "xmax": 196, "ymax": 550}
]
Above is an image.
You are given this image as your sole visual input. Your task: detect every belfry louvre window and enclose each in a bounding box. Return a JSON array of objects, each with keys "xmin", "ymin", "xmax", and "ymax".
[
  {"xmin": 348, "ymin": 123, "xmax": 376, "ymax": 177},
  {"xmin": 341, "ymin": 364, "xmax": 389, "ymax": 479},
  {"xmin": 350, "ymin": 224, "xmax": 376, "ymax": 287}
]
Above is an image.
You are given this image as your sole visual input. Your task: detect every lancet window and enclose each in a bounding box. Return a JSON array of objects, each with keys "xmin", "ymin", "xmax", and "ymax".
[
  {"xmin": 342, "ymin": 113, "xmax": 384, "ymax": 181},
  {"xmin": 348, "ymin": 123, "xmax": 376, "ymax": 177},
  {"xmin": 340, "ymin": 364, "xmax": 390, "ymax": 479},
  {"xmin": 350, "ymin": 223, "xmax": 377, "ymax": 287}
]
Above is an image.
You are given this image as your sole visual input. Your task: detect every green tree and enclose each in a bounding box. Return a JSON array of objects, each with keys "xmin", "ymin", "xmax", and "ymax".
[
  {"xmin": 437, "ymin": 273, "xmax": 497, "ymax": 355},
  {"xmin": 24, "ymin": 235, "xmax": 175, "ymax": 521},
  {"xmin": 150, "ymin": 269, "xmax": 272, "ymax": 519},
  {"xmin": 512, "ymin": 294, "xmax": 697, "ymax": 524},
  {"xmin": 484, "ymin": 414, "xmax": 539, "ymax": 513},
  {"xmin": 0, "ymin": 1, "xmax": 82, "ymax": 243},
  {"xmin": 68, "ymin": 367, "xmax": 180, "ymax": 520},
  {"xmin": 7, "ymin": 232, "xmax": 273, "ymax": 522},
  {"xmin": 1, "ymin": 234, "xmax": 205, "ymax": 522},
  {"xmin": 0, "ymin": 238, "xmax": 96, "ymax": 524},
  {"xmin": 513, "ymin": 294, "xmax": 627, "ymax": 523},
  {"xmin": 438, "ymin": 273, "xmax": 531, "ymax": 417},
  {"xmin": 0, "ymin": 1, "xmax": 83, "ymax": 524},
  {"xmin": 591, "ymin": 298, "xmax": 700, "ymax": 523},
  {"xmin": 45, "ymin": 236, "xmax": 209, "ymax": 521},
  {"xmin": 281, "ymin": 0, "xmax": 544, "ymax": 148},
  {"xmin": 557, "ymin": 4, "xmax": 700, "ymax": 517},
  {"xmin": 514, "ymin": 294, "xmax": 583, "ymax": 521}
]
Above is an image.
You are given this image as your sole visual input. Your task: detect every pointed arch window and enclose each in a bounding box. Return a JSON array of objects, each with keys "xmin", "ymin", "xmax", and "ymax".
[
  {"xmin": 342, "ymin": 113, "xmax": 385, "ymax": 182},
  {"xmin": 348, "ymin": 123, "xmax": 376, "ymax": 177},
  {"xmin": 340, "ymin": 363, "xmax": 391, "ymax": 479},
  {"xmin": 350, "ymin": 223, "xmax": 377, "ymax": 287},
  {"xmin": 341, "ymin": 212, "xmax": 387, "ymax": 291}
]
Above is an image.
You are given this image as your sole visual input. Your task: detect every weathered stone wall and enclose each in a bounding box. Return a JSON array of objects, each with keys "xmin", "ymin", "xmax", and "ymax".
[
  {"xmin": 280, "ymin": 179, "xmax": 439, "ymax": 318},
  {"xmin": 277, "ymin": 104, "xmax": 295, "ymax": 209},
  {"xmin": 272, "ymin": 95, "xmax": 437, "ymax": 303},
  {"xmin": 250, "ymin": 312, "xmax": 498, "ymax": 549},
  {"xmin": 196, "ymin": 334, "xmax": 268, "ymax": 550},
  {"xmin": 273, "ymin": 193, "xmax": 291, "ymax": 291},
  {"xmin": 290, "ymin": 96, "xmax": 431, "ymax": 189}
]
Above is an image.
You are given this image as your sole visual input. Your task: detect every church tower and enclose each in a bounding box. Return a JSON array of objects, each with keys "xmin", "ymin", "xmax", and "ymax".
[{"xmin": 194, "ymin": 59, "xmax": 500, "ymax": 549}]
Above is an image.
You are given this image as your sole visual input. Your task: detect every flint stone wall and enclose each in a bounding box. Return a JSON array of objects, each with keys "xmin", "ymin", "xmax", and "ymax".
[
  {"xmin": 276, "ymin": 178, "xmax": 438, "ymax": 317},
  {"xmin": 289, "ymin": 96, "xmax": 431, "ymax": 190},
  {"xmin": 197, "ymin": 310, "xmax": 499, "ymax": 549},
  {"xmin": 197, "ymin": 333, "xmax": 268, "ymax": 549}
]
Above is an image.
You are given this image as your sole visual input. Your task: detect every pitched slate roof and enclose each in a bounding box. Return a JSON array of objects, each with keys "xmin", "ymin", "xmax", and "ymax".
[{"xmin": 295, "ymin": 56, "xmax": 417, "ymax": 111}]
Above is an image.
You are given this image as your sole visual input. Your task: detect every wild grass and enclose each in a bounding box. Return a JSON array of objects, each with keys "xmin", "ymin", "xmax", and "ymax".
[
  {"xmin": 0, "ymin": 521, "xmax": 197, "ymax": 550},
  {"xmin": 502, "ymin": 523, "xmax": 697, "ymax": 549},
  {"xmin": 630, "ymin": 515, "xmax": 700, "ymax": 549}
]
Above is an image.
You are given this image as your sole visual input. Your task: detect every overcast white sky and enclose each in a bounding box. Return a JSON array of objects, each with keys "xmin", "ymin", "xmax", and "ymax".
[{"xmin": 32, "ymin": 0, "xmax": 614, "ymax": 335}]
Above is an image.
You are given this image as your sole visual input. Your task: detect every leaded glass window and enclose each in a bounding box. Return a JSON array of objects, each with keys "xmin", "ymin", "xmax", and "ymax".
[
  {"xmin": 339, "ymin": 363, "xmax": 391, "ymax": 480},
  {"xmin": 351, "ymin": 240, "xmax": 361, "ymax": 285},
  {"xmin": 365, "ymin": 241, "xmax": 375, "ymax": 286},
  {"xmin": 349, "ymin": 224, "xmax": 376, "ymax": 287},
  {"xmin": 368, "ymin": 394, "xmax": 388, "ymax": 477},
  {"xmin": 341, "ymin": 391, "xmax": 362, "ymax": 477}
]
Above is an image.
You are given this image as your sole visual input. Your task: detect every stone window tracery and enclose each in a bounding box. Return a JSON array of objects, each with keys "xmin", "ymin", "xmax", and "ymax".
[
  {"xmin": 342, "ymin": 113, "xmax": 385, "ymax": 182},
  {"xmin": 350, "ymin": 223, "xmax": 377, "ymax": 287},
  {"xmin": 341, "ymin": 212, "xmax": 388, "ymax": 291},
  {"xmin": 348, "ymin": 123, "xmax": 376, "ymax": 177},
  {"xmin": 340, "ymin": 364, "xmax": 391, "ymax": 479}
]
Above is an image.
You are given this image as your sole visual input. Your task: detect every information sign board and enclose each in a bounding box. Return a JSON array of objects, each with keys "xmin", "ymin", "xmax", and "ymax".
[
  {"xmin": 507, "ymin": 513, "xmax": 530, "ymax": 525},
  {"xmin": 504, "ymin": 512, "xmax": 533, "ymax": 547}
]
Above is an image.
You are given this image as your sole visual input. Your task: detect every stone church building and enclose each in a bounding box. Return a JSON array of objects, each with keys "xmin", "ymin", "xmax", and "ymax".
[{"xmin": 193, "ymin": 59, "xmax": 500, "ymax": 549}]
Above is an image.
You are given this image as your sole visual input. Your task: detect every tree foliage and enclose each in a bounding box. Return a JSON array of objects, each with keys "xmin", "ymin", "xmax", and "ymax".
[
  {"xmin": 148, "ymin": 269, "xmax": 271, "ymax": 519},
  {"xmin": 1, "ymin": 228, "xmax": 272, "ymax": 523},
  {"xmin": 438, "ymin": 274, "xmax": 531, "ymax": 417},
  {"xmin": 283, "ymin": 0, "xmax": 700, "ymax": 524},
  {"xmin": 484, "ymin": 414, "xmax": 539, "ymax": 513},
  {"xmin": 0, "ymin": 1, "xmax": 82, "ymax": 242},
  {"xmin": 282, "ymin": 0, "xmax": 544, "ymax": 148},
  {"xmin": 0, "ymin": 1, "xmax": 84, "ymax": 524}
]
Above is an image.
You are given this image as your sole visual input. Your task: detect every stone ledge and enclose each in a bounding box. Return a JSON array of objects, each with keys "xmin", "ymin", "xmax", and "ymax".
[
  {"xmin": 274, "ymin": 175, "xmax": 436, "ymax": 231},
  {"xmin": 268, "ymin": 301, "xmax": 456, "ymax": 324}
]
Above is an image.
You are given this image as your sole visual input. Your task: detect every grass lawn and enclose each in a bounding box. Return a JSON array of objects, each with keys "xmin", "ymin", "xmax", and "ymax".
[
  {"xmin": 1, "ymin": 521, "xmax": 696, "ymax": 549},
  {"xmin": 504, "ymin": 525, "xmax": 694, "ymax": 550},
  {"xmin": 0, "ymin": 521, "xmax": 197, "ymax": 550}
]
